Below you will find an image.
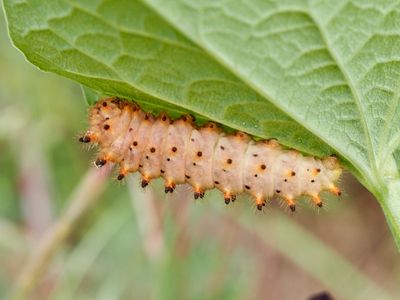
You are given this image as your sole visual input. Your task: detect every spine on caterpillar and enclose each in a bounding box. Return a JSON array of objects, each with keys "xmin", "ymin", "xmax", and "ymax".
[{"xmin": 80, "ymin": 98, "xmax": 342, "ymax": 211}]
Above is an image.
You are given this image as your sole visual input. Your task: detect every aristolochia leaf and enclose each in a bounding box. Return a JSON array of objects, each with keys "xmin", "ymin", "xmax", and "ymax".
[{"xmin": 3, "ymin": 0, "xmax": 400, "ymax": 249}]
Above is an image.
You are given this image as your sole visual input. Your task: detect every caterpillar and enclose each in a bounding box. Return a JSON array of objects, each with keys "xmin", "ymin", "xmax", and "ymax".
[{"xmin": 79, "ymin": 98, "xmax": 342, "ymax": 211}]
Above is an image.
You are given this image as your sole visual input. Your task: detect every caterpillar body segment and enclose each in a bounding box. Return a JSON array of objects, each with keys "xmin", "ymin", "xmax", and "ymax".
[{"xmin": 80, "ymin": 98, "xmax": 342, "ymax": 211}]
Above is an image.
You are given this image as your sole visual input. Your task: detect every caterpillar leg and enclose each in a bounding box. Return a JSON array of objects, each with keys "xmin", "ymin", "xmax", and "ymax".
[
  {"xmin": 223, "ymin": 192, "xmax": 236, "ymax": 205},
  {"xmin": 193, "ymin": 187, "xmax": 205, "ymax": 200},
  {"xmin": 139, "ymin": 173, "xmax": 152, "ymax": 188},
  {"xmin": 255, "ymin": 196, "xmax": 264, "ymax": 211},
  {"xmin": 285, "ymin": 197, "xmax": 296, "ymax": 212},
  {"xmin": 329, "ymin": 185, "xmax": 341, "ymax": 196},
  {"xmin": 141, "ymin": 177, "xmax": 151, "ymax": 188},
  {"xmin": 164, "ymin": 181, "xmax": 176, "ymax": 194},
  {"xmin": 116, "ymin": 168, "xmax": 128, "ymax": 181},
  {"xmin": 311, "ymin": 194, "xmax": 323, "ymax": 207}
]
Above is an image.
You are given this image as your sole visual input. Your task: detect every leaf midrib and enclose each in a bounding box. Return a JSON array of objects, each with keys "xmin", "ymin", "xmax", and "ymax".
[
  {"xmin": 307, "ymin": 5, "xmax": 378, "ymax": 183},
  {"xmin": 380, "ymin": 86, "xmax": 400, "ymax": 172},
  {"xmin": 310, "ymin": 1, "xmax": 400, "ymax": 184}
]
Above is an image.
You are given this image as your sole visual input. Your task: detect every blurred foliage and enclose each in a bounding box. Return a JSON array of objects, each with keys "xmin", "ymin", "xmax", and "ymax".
[{"xmin": 1, "ymin": 4, "xmax": 400, "ymax": 300}]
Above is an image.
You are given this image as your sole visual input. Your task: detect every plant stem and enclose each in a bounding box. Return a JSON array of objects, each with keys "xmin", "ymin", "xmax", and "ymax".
[
  {"xmin": 236, "ymin": 212, "xmax": 395, "ymax": 300},
  {"xmin": 127, "ymin": 175, "xmax": 165, "ymax": 261},
  {"xmin": 10, "ymin": 164, "xmax": 113, "ymax": 300},
  {"xmin": 378, "ymin": 178, "xmax": 400, "ymax": 250}
]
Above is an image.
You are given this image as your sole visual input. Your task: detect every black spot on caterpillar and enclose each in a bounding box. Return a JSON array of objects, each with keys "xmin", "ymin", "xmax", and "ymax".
[{"xmin": 80, "ymin": 98, "xmax": 342, "ymax": 210}]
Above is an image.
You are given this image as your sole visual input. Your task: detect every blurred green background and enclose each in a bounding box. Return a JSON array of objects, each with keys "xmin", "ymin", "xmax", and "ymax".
[{"xmin": 0, "ymin": 10, "xmax": 399, "ymax": 300}]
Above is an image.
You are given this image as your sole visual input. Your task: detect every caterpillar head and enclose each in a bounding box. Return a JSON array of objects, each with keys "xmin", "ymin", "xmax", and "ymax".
[{"xmin": 89, "ymin": 98, "xmax": 118, "ymax": 124}]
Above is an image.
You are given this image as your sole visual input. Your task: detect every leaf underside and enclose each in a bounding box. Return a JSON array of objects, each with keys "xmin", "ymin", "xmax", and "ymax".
[{"xmin": 3, "ymin": 0, "xmax": 400, "ymax": 249}]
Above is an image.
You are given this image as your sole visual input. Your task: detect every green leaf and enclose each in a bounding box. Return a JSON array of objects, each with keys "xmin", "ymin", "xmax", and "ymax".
[
  {"xmin": 81, "ymin": 85, "xmax": 102, "ymax": 106},
  {"xmin": 3, "ymin": 0, "xmax": 400, "ymax": 248},
  {"xmin": 2, "ymin": 0, "xmax": 331, "ymax": 156}
]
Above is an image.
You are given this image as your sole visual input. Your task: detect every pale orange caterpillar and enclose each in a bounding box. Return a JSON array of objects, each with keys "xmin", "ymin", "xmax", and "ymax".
[{"xmin": 79, "ymin": 98, "xmax": 342, "ymax": 211}]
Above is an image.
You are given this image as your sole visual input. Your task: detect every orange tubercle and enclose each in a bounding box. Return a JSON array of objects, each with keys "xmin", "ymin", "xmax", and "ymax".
[
  {"xmin": 329, "ymin": 185, "xmax": 342, "ymax": 196},
  {"xmin": 255, "ymin": 196, "xmax": 264, "ymax": 211},
  {"xmin": 286, "ymin": 197, "xmax": 296, "ymax": 212},
  {"xmin": 311, "ymin": 194, "xmax": 323, "ymax": 207}
]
